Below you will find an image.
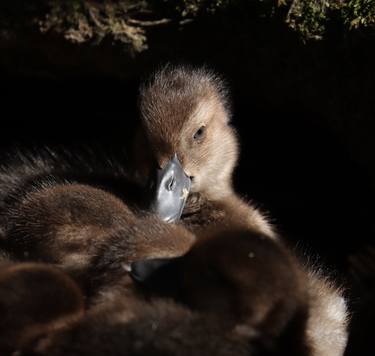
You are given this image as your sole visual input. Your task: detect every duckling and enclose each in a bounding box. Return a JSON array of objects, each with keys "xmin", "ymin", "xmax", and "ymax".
[
  {"xmin": 133, "ymin": 64, "xmax": 273, "ymax": 236},
  {"xmin": 132, "ymin": 64, "xmax": 348, "ymax": 356},
  {"xmin": 0, "ymin": 261, "xmax": 84, "ymax": 354},
  {"xmin": 137, "ymin": 226, "xmax": 311, "ymax": 355},
  {"xmin": 27, "ymin": 228, "xmax": 310, "ymax": 356},
  {"xmin": 0, "ymin": 181, "xmax": 195, "ymax": 300}
]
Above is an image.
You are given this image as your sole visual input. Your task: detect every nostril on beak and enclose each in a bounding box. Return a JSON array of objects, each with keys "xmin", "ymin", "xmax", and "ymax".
[{"xmin": 166, "ymin": 176, "xmax": 177, "ymax": 191}]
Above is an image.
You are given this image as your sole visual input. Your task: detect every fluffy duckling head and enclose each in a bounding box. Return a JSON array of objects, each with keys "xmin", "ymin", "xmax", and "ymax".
[{"xmin": 137, "ymin": 65, "xmax": 239, "ymax": 202}]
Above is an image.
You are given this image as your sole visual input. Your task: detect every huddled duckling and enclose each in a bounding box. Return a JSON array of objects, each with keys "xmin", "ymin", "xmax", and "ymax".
[
  {"xmin": 0, "ymin": 181, "xmax": 194, "ymax": 302},
  {"xmin": 136, "ymin": 226, "xmax": 312, "ymax": 355},
  {"xmin": 18, "ymin": 229, "xmax": 309, "ymax": 356}
]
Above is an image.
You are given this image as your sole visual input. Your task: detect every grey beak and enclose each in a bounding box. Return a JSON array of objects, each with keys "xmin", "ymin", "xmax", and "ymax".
[{"xmin": 151, "ymin": 154, "xmax": 191, "ymax": 223}]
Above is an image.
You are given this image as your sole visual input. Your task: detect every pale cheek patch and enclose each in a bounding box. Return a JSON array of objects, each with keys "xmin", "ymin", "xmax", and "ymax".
[
  {"xmin": 189, "ymin": 99, "xmax": 216, "ymax": 125},
  {"xmin": 59, "ymin": 252, "xmax": 90, "ymax": 270}
]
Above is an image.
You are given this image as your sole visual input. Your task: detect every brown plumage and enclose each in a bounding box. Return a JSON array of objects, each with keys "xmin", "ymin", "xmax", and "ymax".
[
  {"xmin": 28, "ymin": 299, "xmax": 253, "ymax": 356},
  {"xmin": 134, "ymin": 65, "xmax": 273, "ymax": 236},
  {"xmin": 144, "ymin": 227, "xmax": 312, "ymax": 355},
  {"xmin": 1, "ymin": 182, "xmax": 195, "ymax": 302},
  {"xmin": 21, "ymin": 229, "xmax": 309, "ymax": 356},
  {"xmin": 0, "ymin": 262, "xmax": 84, "ymax": 354}
]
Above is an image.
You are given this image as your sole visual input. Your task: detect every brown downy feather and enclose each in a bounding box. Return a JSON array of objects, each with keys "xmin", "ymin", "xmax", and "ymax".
[
  {"xmin": 0, "ymin": 262, "xmax": 84, "ymax": 354},
  {"xmin": 2, "ymin": 183, "xmax": 195, "ymax": 301},
  {"xmin": 28, "ymin": 298, "xmax": 253, "ymax": 356},
  {"xmin": 26, "ymin": 229, "xmax": 310, "ymax": 356},
  {"xmin": 135, "ymin": 64, "xmax": 273, "ymax": 237},
  {"xmin": 155, "ymin": 228, "xmax": 311, "ymax": 355}
]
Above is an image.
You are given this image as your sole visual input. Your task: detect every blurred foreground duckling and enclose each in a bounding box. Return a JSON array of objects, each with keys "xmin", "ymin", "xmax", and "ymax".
[
  {"xmin": 27, "ymin": 299, "xmax": 252, "ymax": 356},
  {"xmin": 136, "ymin": 227, "xmax": 311, "ymax": 356},
  {"xmin": 25, "ymin": 230, "xmax": 310, "ymax": 356},
  {"xmin": 0, "ymin": 261, "xmax": 84, "ymax": 355}
]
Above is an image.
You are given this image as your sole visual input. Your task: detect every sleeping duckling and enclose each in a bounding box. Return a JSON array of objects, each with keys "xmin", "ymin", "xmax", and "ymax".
[{"xmin": 0, "ymin": 181, "xmax": 195, "ymax": 300}]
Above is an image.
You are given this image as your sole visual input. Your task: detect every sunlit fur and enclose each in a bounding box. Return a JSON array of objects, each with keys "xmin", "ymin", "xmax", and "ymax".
[
  {"xmin": 305, "ymin": 269, "xmax": 348, "ymax": 356},
  {"xmin": 137, "ymin": 65, "xmax": 273, "ymax": 237},
  {"xmin": 139, "ymin": 65, "xmax": 238, "ymax": 200}
]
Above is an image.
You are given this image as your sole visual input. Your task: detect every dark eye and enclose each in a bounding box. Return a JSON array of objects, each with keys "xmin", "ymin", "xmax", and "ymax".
[{"xmin": 193, "ymin": 126, "xmax": 206, "ymax": 141}]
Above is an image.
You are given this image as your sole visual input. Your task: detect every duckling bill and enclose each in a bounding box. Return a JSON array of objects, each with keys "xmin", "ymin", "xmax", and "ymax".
[{"xmin": 150, "ymin": 154, "xmax": 191, "ymax": 223}]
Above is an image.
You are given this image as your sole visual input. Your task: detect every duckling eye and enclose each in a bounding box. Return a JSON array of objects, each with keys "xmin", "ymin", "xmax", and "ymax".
[{"xmin": 193, "ymin": 126, "xmax": 206, "ymax": 141}]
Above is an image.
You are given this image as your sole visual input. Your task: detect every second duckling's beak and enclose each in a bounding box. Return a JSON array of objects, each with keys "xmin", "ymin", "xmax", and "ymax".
[
  {"xmin": 151, "ymin": 154, "xmax": 191, "ymax": 223},
  {"xmin": 130, "ymin": 258, "xmax": 172, "ymax": 282}
]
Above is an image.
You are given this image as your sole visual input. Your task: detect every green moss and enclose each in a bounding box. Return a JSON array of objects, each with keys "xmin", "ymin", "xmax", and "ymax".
[
  {"xmin": 178, "ymin": 0, "xmax": 230, "ymax": 16},
  {"xmin": 343, "ymin": 0, "xmax": 375, "ymax": 28},
  {"xmin": 281, "ymin": 0, "xmax": 346, "ymax": 40},
  {"xmin": 39, "ymin": 1, "xmax": 148, "ymax": 53},
  {"xmin": 1, "ymin": 0, "xmax": 375, "ymax": 50}
]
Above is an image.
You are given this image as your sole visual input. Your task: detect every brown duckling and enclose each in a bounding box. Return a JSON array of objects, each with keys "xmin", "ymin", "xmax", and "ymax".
[
  {"xmin": 133, "ymin": 64, "xmax": 273, "ymax": 236},
  {"xmin": 0, "ymin": 261, "xmax": 84, "ymax": 354},
  {"xmin": 130, "ymin": 222, "xmax": 347, "ymax": 356},
  {"xmin": 132, "ymin": 65, "xmax": 348, "ymax": 356},
  {"xmin": 25, "ymin": 229, "xmax": 311, "ymax": 356},
  {"xmin": 137, "ymin": 226, "xmax": 311, "ymax": 356},
  {"xmin": 0, "ymin": 182, "xmax": 195, "ymax": 301}
]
